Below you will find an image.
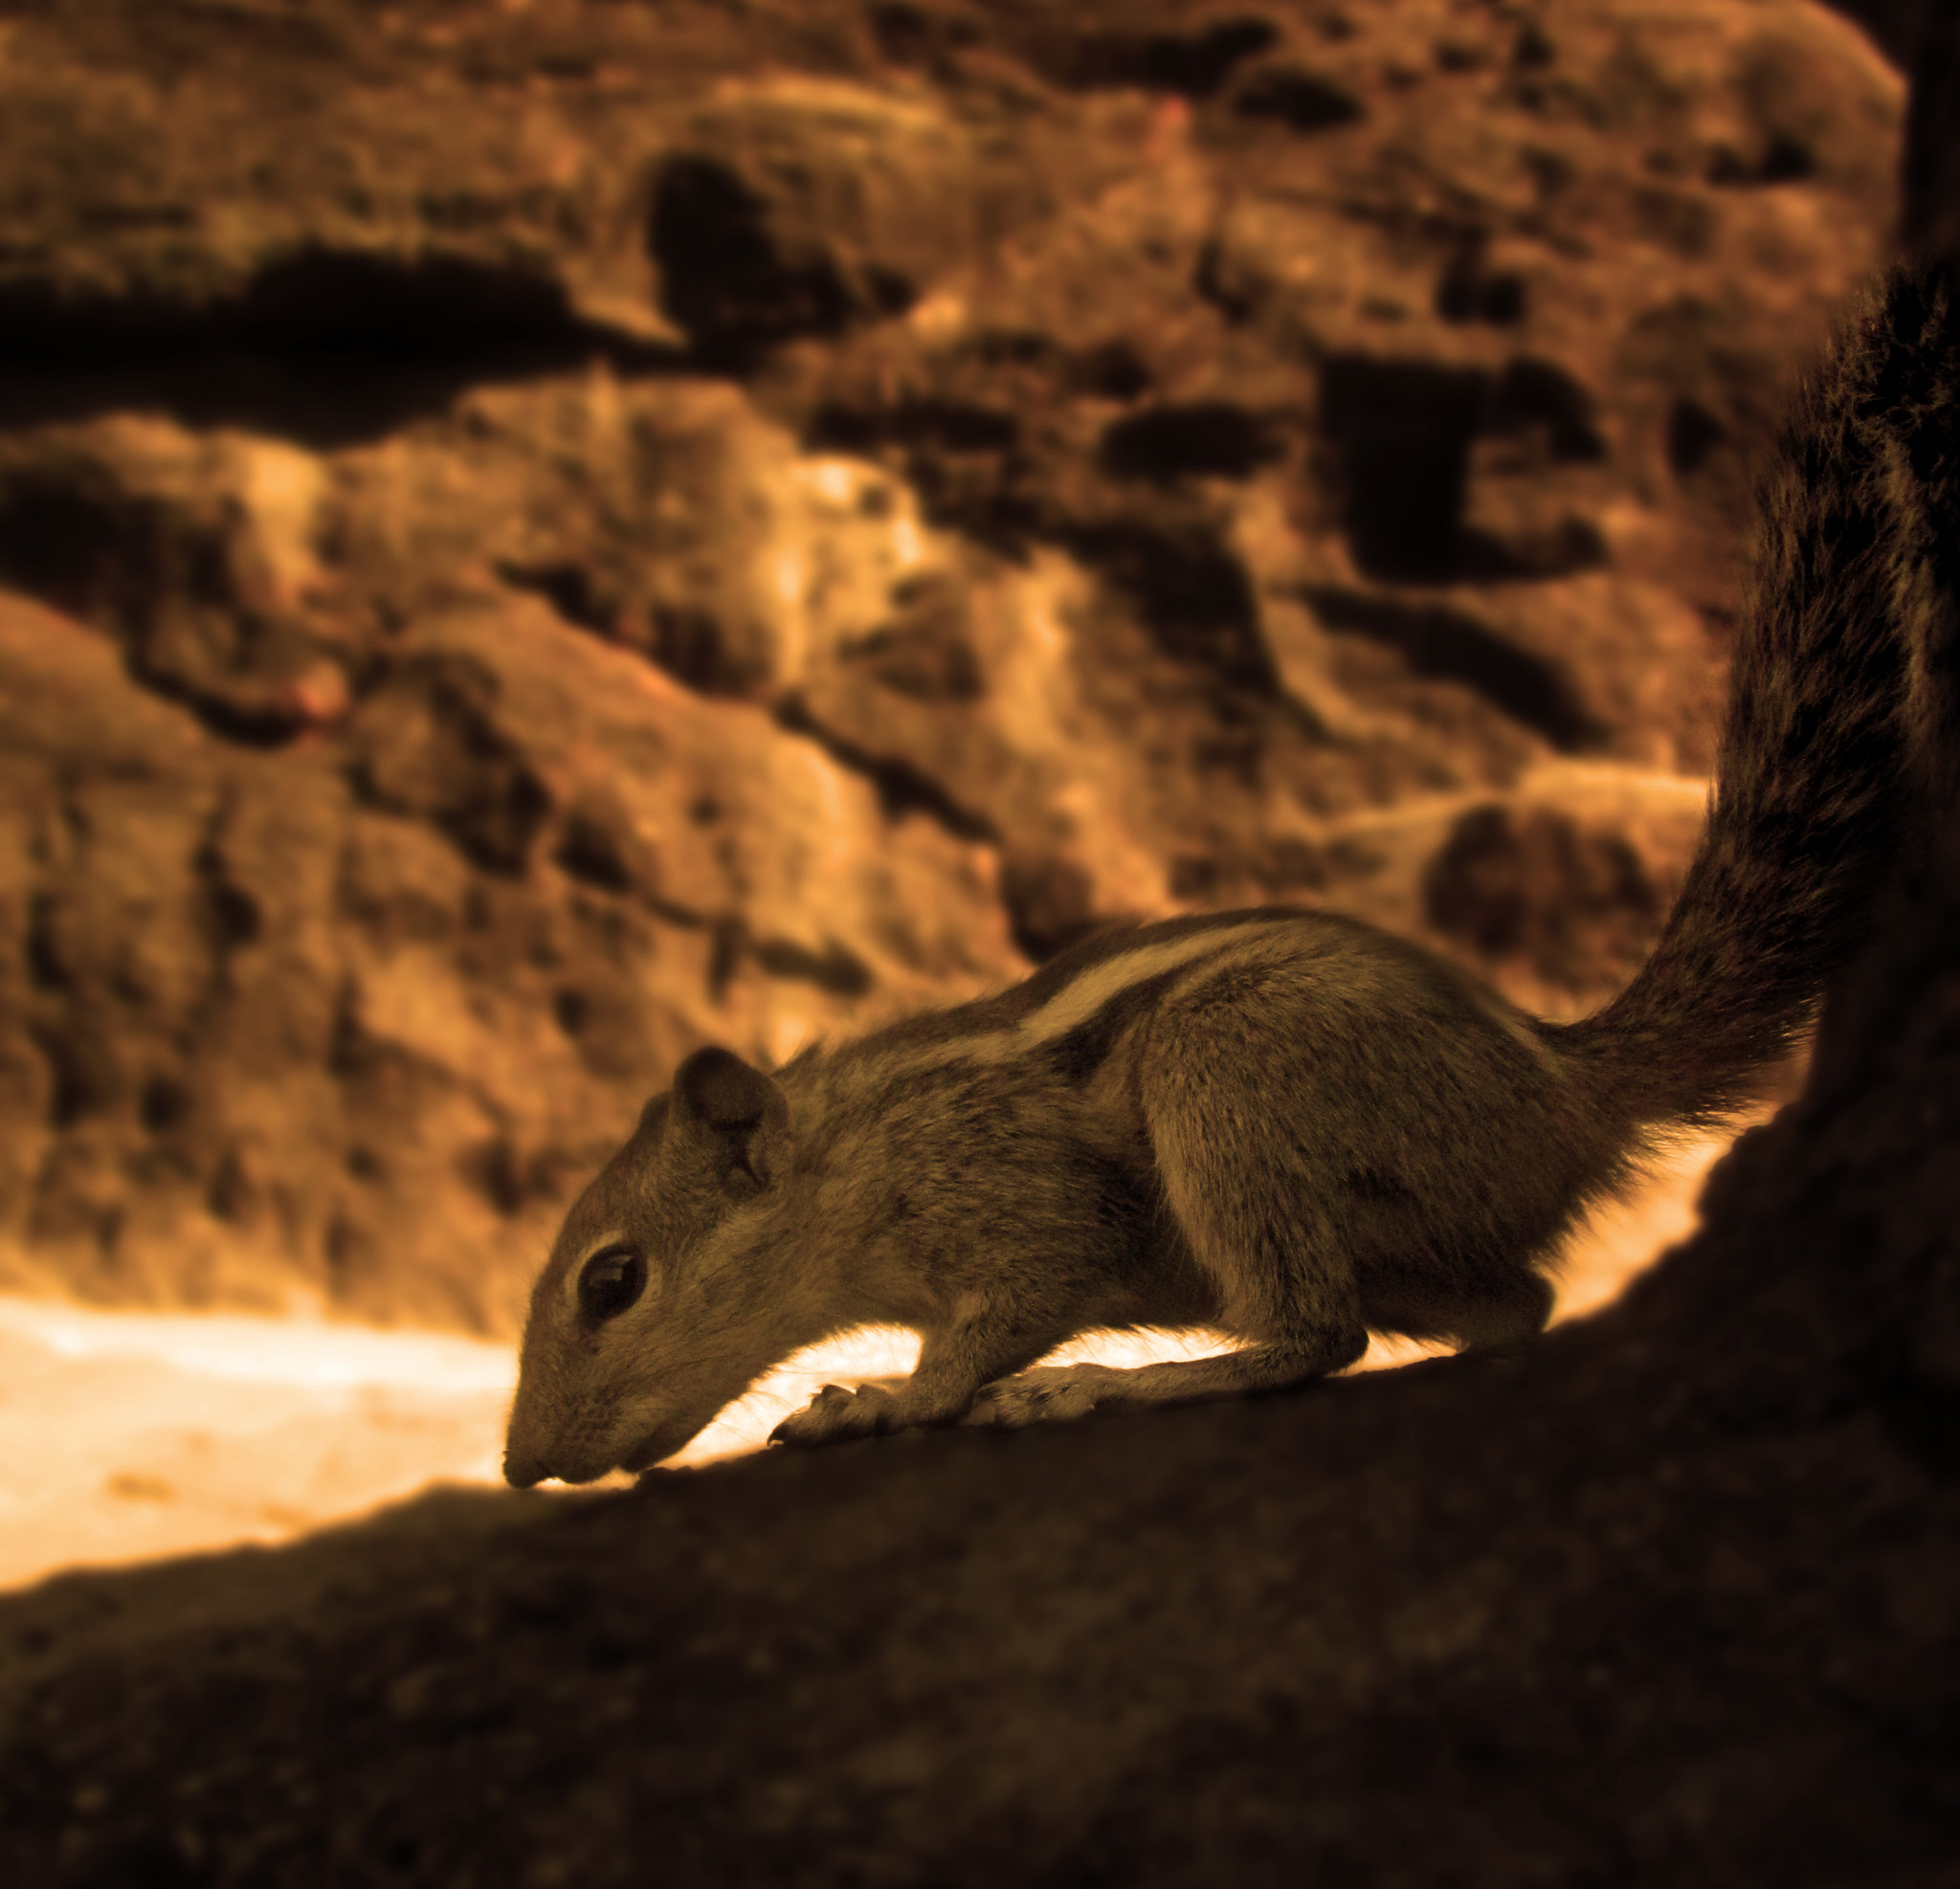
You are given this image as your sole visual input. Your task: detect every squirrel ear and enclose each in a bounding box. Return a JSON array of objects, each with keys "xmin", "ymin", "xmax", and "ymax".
[{"xmin": 670, "ymin": 1047, "xmax": 790, "ymax": 1189}]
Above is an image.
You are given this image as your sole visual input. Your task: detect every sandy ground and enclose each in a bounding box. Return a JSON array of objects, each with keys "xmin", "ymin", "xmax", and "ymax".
[{"xmin": 0, "ymin": 1129, "xmax": 1739, "ymax": 1594}]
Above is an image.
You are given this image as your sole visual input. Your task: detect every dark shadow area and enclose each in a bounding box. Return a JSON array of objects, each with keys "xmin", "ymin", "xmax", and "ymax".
[
  {"xmin": 0, "ymin": 251, "xmax": 684, "ymax": 449},
  {"xmin": 493, "ymin": 561, "xmax": 614, "ymax": 637},
  {"xmin": 1069, "ymin": 338, "xmax": 1156, "ymax": 400},
  {"xmin": 345, "ymin": 657, "xmax": 554, "ymax": 878},
  {"xmin": 1040, "ymin": 17, "xmax": 1280, "ymax": 97},
  {"xmin": 807, "ymin": 398, "xmax": 1021, "ymax": 456},
  {"xmin": 866, "ymin": 1, "xmax": 983, "ymax": 68},
  {"xmin": 1666, "ymin": 395, "xmax": 1728, "ymax": 476},
  {"xmin": 1318, "ymin": 357, "xmax": 1488, "ymax": 581},
  {"xmin": 747, "ymin": 935, "xmax": 877, "ymax": 999},
  {"xmin": 1319, "ymin": 355, "xmax": 1606, "ymax": 580},
  {"xmin": 1706, "ymin": 134, "xmax": 1816, "ymax": 185},
  {"xmin": 1436, "ymin": 251, "xmax": 1527, "ymax": 326},
  {"xmin": 774, "ymin": 694, "xmax": 999, "ymax": 842},
  {"xmin": 650, "ymin": 156, "xmax": 915, "ymax": 369},
  {"xmin": 693, "ymin": 925, "xmax": 873, "ymax": 1003},
  {"xmin": 1229, "ymin": 64, "xmax": 1366, "ymax": 132},
  {"xmin": 1512, "ymin": 18, "xmax": 1557, "ymax": 68},
  {"xmin": 1301, "ymin": 584, "xmax": 1604, "ymax": 751},
  {"xmin": 552, "ymin": 810, "xmax": 637, "ymax": 897},
  {"xmin": 0, "ymin": 477, "xmax": 144, "ymax": 631},
  {"xmin": 955, "ymin": 329, "xmax": 1155, "ymax": 401},
  {"xmin": 1454, "ymin": 515, "xmax": 1610, "ymax": 581},
  {"xmin": 1067, "ymin": 521, "xmax": 1276, "ymax": 690},
  {"xmin": 1098, "ymin": 402, "xmax": 1284, "ymax": 482},
  {"xmin": 839, "ymin": 574, "xmax": 988, "ymax": 704},
  {"xmin": 1424, "ymin": 801, "xmax": 1662, "ymax": 985},
  {"xmin": 0, "ymin": 470, "xmax": 340, "ymax": 744},
  {"xmin": 1489, "ymin": 357, "xmax": 1607, "ymax": 461},
  {"xmin": 804, "ymin": 398, "xmax": 1035, "ymax": 553},
  {"xmin": 999, "ymin": 852, "xmax": 1102, "ymax": 962}
]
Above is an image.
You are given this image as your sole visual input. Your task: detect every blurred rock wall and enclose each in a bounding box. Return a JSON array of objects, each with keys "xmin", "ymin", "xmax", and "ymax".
[{"xmin": 0, "ymin": 0, "xmax": 1904, "ymax": 1330}]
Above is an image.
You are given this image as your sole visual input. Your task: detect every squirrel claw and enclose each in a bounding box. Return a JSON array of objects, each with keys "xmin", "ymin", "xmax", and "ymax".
[
  {"xmin": 966, "ymin": 1365, "xmax": 1113, "ymax": 1430},
  {"xmin": 770, "ymin": 1379, "xmax": 901, "ymax": 1447}
]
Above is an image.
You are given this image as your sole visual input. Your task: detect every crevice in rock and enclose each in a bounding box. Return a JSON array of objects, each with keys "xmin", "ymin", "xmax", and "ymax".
[
  {"xmin": 999, "ymin": 853, "xmax": 1102, "ymax": 963},
  {"xmin": 1666, "ymin": 396, "xmax": 1728, "ymax": 476},
  {"xmin": 0, "ymin": 469, "xmax": 348, "ymax": 747},
  {"xmin": 1455, "ymin": 517, "xmax": 1610, "ymax": 582},
  {"xmin": 456, "ymin": 1137, "xmax": 527, "ymax": 1219},
  {"xmin": 192, "ymin": 829, "xmax": 264, "ymax": 967},
  {"xmin": 1036, "ymin": 17, "xmax": 1281, "ymax": 98},
  {"xmin": 1318, "ymin": 357, "xmax": 1488, "ymax": 581},
  {"xmin": 1436, "ymin": 249, "xmax": 1527, "ymax": 326},
  {"xmin": 838, "ymin": 575, "xmax": 987, "ymax": 704},
  {"xmin": 0, "ymin": 251, "xmax": 684, "ymax": 449},
  {"xmin": 345, "ymin": 656, "xmax": 554, "ymax": 878},
  {"xmin": 803, "ymin": 397, "xmax": 1038, "ymax": 556},
  {"xmin": 494, "ymin": 561, "xmax": 614, "ymax": 637},
  {"xmin": 1070, "ymin": 340, "xmax": 1155, "ymax": 401},
  {"xmin": 137, "ymin": 1075, "xmax": 192, "ymax": 1137},
  {"xmin": 747, "ymin": 935, "xmax": 876, "ymax": 999},
  {"xmin": 0, "ymin": 473, "xmax": 133, "ymax": 627},
  {"xmin": 1098, "ymin": 403, "xmax": 1286, "ymax": 482},
  {"xmin": 1706, "ymin": 135, "xmax": 1815, "ymax": 186},
  {"xmin": 551, "ymin": 811, "xmax": 635, "ymax": 897},
  {"xmin": 650, "ymin": 156, "xmax": 915, "ymax": 370},
  {"xmin": 807, "ymin": 398, "xmax": 1022, "ymax": 456},
  {"xmin": 26, "ymin": 1018, "xmax": 118, "ymax": 1130},
  {"xmin": 1229, "ymin": 65, "xmax": 1366, "ymax": 132},
  {"xmin": 774, "ymin": 695, "xmax": 999, "ymax": 844},
  {"xmin": 867, "ymin": 3, "xmax": 984, "ymax": 69},
  {"xmin": 1318, "ymin": 355, "xmax": 1606, "ymax": 581},
  {"xmin": 1193, "ymin": 235, "xmax": 1258, "ymax": 325},
  {"xmin": 1300, "ymin": 585, "xmax": 1604, "ymax": 753},
  {"xmin": 1065, "ymin": 521, "xmax": 1277, "ymax": 691},
  {"xmin": 1489, "ymin": 358, "xmax": 1607, "ymax": 462},
  {"xmin": 24, "ymin": 894, "xmax": 70, "ymax": 994},
  {"xmin": 1423, "ymin": 802, "xmax": 1662, "ymax": 986}
]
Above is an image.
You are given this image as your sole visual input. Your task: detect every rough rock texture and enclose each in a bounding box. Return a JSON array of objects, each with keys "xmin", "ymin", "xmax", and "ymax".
[
  {"xmin": 0, "ymin": 0, "xmax": 1906, "ymax": 1326},
  {"xmin": 1820, "ymin": 0, "xmax": 1960, "ymax": 257},
  {"xmin": 0, "ymin": 748, "xmax": 1954, "ymax": 1889}
]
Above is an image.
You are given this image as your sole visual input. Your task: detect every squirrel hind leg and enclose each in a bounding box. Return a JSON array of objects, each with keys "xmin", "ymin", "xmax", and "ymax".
[
  {"xmin": 1357, "ymin": 1265, "xmax": 1555, "ymax": 1354},
  {"xmin": 1139, "ymin": 1048, "xmax": 1361, "ymax": 1345},
  {"xmin": 1442, "ymin": 1269, "xmax": 1555, "ymax": 1353}
]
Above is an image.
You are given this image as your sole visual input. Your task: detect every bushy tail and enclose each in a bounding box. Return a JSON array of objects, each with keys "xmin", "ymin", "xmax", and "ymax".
[{"xmin": 1555, "ymin": 256, "xmax": 1960, "ymax": 1125}]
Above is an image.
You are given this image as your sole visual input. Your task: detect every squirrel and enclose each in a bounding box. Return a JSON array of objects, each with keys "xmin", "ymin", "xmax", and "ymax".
[{"xmin": 503, "ymin": 257, "xmax": 1958, "ymax": 1489}]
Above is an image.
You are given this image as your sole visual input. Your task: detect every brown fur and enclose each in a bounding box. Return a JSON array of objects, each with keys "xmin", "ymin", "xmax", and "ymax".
[{"xmin": 504, "ymin": 259, "xmax": 1957, "ymax": 1486}]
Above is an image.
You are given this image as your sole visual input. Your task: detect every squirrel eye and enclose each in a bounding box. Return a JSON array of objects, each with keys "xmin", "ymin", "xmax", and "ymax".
[{"xmin": 577, "ymin": 1245, "xmax": 647, "ymax": 1323}]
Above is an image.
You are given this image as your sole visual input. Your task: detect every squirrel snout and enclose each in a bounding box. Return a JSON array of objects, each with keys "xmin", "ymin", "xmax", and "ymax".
[{"xmin": 502, "ymin": 1450, "xmax": 548, "ymax": 1489}]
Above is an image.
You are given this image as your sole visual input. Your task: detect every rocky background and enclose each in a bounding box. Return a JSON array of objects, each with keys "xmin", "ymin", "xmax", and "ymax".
[{"xmin": 0, "ymin": 0, "xmax": 1906, "ymax": 1332}]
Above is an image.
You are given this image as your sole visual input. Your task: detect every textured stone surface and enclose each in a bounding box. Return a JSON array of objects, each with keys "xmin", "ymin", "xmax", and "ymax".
[
  {"xmin": 0, "ymin": 586, "xmax": 1013, "ymax": 1328},
  {"xmin": 0, "ymin": 0, "xmax": 1906, "ymax": 1323}
]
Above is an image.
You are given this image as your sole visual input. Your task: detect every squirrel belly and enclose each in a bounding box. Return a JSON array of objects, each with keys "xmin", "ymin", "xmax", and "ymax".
[{"xmin": 503, "ymin": 258, "xmax": 1958, "ymax": 1488}]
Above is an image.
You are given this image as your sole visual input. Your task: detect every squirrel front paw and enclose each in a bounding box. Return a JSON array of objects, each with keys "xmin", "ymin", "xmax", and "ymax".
[
  {"xmin": 768, "ymin": 1380, "xmax": 902, "ymax": 1448},
  {"xmin": 964, "ymin": 1364, "xmax": 1120, "ymax": 1430}
]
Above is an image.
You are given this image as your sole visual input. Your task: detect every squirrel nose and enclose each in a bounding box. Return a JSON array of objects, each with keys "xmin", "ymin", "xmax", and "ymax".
[{"xmin": 502, "ymin": 1451, "xmax": 547, "ymax": 1489}]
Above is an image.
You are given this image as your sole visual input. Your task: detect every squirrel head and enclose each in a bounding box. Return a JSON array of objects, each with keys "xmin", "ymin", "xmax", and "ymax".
[{"xmin": 502, "ymin": 1046, "xmax": 795, "ymax": 1486}]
